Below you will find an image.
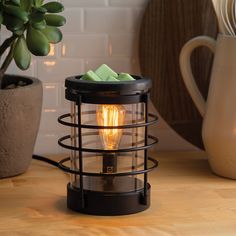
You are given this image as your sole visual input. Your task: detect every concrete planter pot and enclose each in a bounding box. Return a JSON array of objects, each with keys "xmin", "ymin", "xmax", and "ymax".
[{"xmin": 0, "ymin": 75, "xmax": 42, "ymax": 178}]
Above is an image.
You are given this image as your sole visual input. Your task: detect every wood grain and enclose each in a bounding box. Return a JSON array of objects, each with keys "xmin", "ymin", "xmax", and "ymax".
[
  {"xmin": 139, "ymin": 0, "xmax": 218, "ymax": 149},
  {"xmin": 0, "ymin": 153, "xmax": 236, "ymax": 235}
]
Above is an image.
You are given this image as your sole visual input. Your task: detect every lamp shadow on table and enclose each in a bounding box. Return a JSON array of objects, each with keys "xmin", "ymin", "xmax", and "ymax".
[
  {"xmin": 54, "ymin": 196, "xmax": 89, "ymax": 216},
  {"xmin": 54, "ymin": 196, "xmax": 75, "ymax": 214}
]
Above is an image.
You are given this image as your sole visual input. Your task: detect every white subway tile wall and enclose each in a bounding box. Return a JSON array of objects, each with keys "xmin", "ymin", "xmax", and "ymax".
[{"xmin": 3, "ymin": 0, "xmax": 195, "ymax": 154}]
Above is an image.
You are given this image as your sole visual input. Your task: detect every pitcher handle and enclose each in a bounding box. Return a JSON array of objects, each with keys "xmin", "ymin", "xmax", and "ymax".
[{"xmin": 180, "ymin": 36, "xmax": 216, "ymax": 117}]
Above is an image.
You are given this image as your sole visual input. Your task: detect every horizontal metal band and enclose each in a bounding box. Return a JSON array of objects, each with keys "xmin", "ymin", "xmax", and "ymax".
[
  {"xmin": 58, "ymin": 157, "xmax": 158, "ymax": 177},
  {"xmin": 58, "ymin": 112, "xmax": 158, "ymax": 129},
  {"xmin": 58, "ymin": 134, "xmax": 158, "ymax": 153}
]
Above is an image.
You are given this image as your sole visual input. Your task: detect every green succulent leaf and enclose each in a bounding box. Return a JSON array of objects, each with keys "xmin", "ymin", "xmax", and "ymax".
[
  {"xmin": 0, "ymin": 0, "xmax": 65, "ymax": 74},
  {"xmin": 13, "ymin": 23, "xmax": 25, "ymax": 35},
  {"xmin": 38, "ymin": 6, "xmax": 47, "ymax": 13},
  {"xmin": 26, "ymin": 26, "xmax": 50, "ymax": 56},
  {"xmin": 3, "ymin": 13, "xmax": 24, "ymax": 32},
  {"xmin": 42, "ymin": 2, "xmax": 64, "ymax": 13},
  {"xmin": 44, "ymin": 14, "xmax": 66, "ymax": 27},
  {"xmin": 9, "ymin": 0, "xmax": 21, "ymax": 6},
  {"xmin": 20, "ymin": 0, "xmax": 32, "ymax": 11},
  {"xmin": 3, "ymin": 4, "xmax": 29, "ymax": 23},
  {"xmin": 41, "ymin": 26, "xmax": 62, "ymax": 43},
  {"xmin": 14, "ymin": 29, "xmax": 25, "ymax": 36},
  {"xmin": 30, "ymin": 11, "xmax": 45, "ymax": 22},
  {"xmin": 14, "ymin": 36, "xmax": 31, "ymax": 70},
  {"xmin": 34, "ymin": 0, "xmax": 44, "ymax": 7},
  {"xmin": 0, "ymin": 12, "xmax": 3, "ymax": 24},
  {"xmin": 32, "ymin": 6, "xmax": 47, "ymax": 13},
  {"xmin": 31, "ymin": 19, "xmax": 46, "ymax": 30}
]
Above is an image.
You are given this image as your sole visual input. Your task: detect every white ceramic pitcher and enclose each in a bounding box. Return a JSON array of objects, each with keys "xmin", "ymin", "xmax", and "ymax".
[{"xmin": 180, "ymin": 34, "xmax": 236, "ymax": 179}]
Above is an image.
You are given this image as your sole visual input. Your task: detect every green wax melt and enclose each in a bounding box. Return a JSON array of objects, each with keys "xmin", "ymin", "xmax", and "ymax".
[
  {"xmin": 80, "ymin": 64, "xmax": 136, "ymax": 82},
  {"xmin": 81, "ymin": 70, "xmax": 102, "ymax": 81},
  {"xmin": 95, "ymin": 64, "xmax": 118, "ymax": 80},
  {"xmin": 106, "ymin": 75, "xmax": 119, "ymax": 81},
  {"xmin": 117, "ymin": 73, "xmax": 135, "ymax": 81}
]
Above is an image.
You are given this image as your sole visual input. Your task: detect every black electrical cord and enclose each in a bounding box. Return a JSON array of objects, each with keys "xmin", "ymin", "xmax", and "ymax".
[
  {"xmin": 32, "ymin": 155, "xmax": 59, "ymax": 168},
  {"xmin": 32, "ymin": 155, "xmax": 159, "ymax": 177}
]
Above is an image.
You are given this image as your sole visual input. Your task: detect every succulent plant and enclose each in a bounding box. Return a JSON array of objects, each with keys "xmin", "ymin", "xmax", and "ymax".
[{"xmin": 0, "ymin": 0, "xmax": 66, "ymax": 88}]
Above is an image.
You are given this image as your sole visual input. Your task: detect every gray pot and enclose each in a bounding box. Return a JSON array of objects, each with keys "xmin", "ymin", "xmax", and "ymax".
[{"xmin": 0, "ymin": 75, "xmax": 43, "ymax": 178}]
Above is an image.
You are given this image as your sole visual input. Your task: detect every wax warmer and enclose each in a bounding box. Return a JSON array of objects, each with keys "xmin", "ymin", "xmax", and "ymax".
[{"xmin": 58, "ymin": 75, "xmax": 158, "ymax": 215}]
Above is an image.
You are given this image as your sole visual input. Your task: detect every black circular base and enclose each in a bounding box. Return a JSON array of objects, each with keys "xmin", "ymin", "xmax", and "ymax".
[{"xmin": 67, "ymin": 182, "xmax": 151, "ymax": 216}]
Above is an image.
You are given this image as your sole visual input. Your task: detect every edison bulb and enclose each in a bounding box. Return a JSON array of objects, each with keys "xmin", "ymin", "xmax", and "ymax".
[{"xmin": 96, "ymin": 105, "xmax": 126, "ymax": 150}]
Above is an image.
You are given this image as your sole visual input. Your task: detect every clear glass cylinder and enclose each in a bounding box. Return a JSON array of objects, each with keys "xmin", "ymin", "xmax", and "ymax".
[{"xmin": 69, "ymin": 102, "xmax": 146, "ymax": 193}]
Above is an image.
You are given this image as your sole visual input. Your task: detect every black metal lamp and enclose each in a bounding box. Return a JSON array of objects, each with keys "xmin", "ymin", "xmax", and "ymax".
[{"xmin": 58, "ymin": 75, "xmax": 158, "ymax": 215}]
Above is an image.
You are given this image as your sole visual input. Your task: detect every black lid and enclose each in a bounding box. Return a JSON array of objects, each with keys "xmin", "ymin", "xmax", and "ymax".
[{"xmin": 65, "ymin": 75, "xmax": 152, "ymax": 95}]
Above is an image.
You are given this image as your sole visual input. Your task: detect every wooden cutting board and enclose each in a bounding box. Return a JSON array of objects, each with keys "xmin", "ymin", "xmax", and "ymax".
[{"xmin": 139, "ymin": 0, "xmax": 218, "ymax": 149}]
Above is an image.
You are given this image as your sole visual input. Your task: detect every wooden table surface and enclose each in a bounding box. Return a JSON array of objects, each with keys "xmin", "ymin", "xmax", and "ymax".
[{"xmin": 0, "ymin": 151, "xmax": 236, "ymax": 236}]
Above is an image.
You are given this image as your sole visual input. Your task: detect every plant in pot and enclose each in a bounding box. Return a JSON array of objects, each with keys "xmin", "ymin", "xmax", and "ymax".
[{"xmin": 0, "ymin": 0, "xmax": 66, "ymax": 178}]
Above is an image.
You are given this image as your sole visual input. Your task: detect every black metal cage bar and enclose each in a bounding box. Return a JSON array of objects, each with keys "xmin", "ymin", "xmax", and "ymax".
[
  {"xmin": 77, "ymin": 95, "xmax": 84, "ymax": 208},
  {"xmin": 58, "ymin": 75, "xmax": 158, "ymax": 215}
]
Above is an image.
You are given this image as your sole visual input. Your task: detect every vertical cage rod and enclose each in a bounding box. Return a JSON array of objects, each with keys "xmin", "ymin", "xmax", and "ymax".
[
  {"xmin": 70, "ymin": 102, "xmax": 77, "ymax": 184},
  {"xmin": 77, "ymin": 96, "xmax": 84, "ymax": 208},
  {"xmin": 131, "ymin": 104, "xmax": 139, "ymax": 190},
  {"xmin": 143, "ymin": 95, "xmax": 149, "ymax": 204}
]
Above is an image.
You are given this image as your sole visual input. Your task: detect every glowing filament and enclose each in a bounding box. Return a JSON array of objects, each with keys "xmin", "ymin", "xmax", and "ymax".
[{"xmin": 96, "ymin": 105, "xmax": 126, "ymax": 150}]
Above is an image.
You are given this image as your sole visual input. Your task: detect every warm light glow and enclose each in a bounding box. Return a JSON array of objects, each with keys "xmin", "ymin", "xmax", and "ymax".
[
  {"xmin": 44, "ymin": 61, "xmax": 56, "ymax": 66},
  {"xmin": 62, "ymin": 44, "xmax": 66, "ymax": 56},
  {"xmin": 45, "ymin": 85, "xmax": 56, "ymax": 89},
  {"xmin": 96, "ymin": 105, "xmax": 126, "ymax": 150},
  {"xmin": 44, "ymin": 109, "xmax": 57, "ymax": 113},
  {"xmin": 49, "ymin": 44, "xmax": 55, "ymax": 56},
  {"xmin": 108, "ymin": 41, "xmax": 113, "ymax": 56}
]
